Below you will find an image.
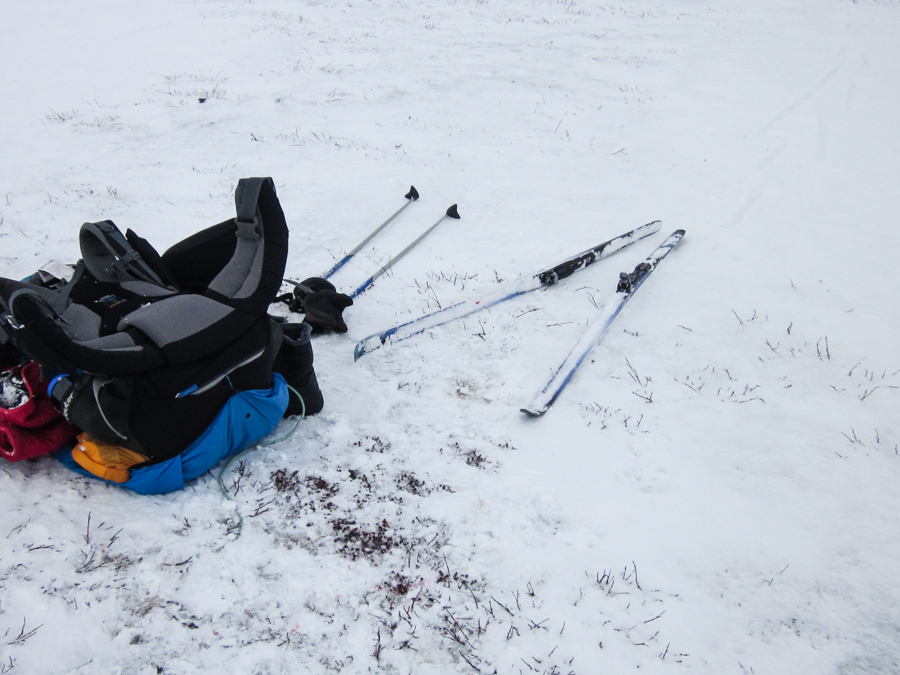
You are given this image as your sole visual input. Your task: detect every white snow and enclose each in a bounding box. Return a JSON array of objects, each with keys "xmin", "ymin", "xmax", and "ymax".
[{"xmin": 1, "ymin": 0, "xmax": 899, "ymax": 673}]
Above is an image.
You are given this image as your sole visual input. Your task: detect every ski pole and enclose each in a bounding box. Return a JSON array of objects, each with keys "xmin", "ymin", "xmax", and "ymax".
[
  {"xmin": 322, "ymin": 186, "xmax": 420, "ymax": 279},
  {"xmin": 350, "ymin": 204, "xmax": 460, "ymax": 299}
]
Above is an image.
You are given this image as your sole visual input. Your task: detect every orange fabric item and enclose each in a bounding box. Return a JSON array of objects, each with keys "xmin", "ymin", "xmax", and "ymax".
[{"xmin": 71, "ymin": 433, "xmax": 149, "ymax": 484}]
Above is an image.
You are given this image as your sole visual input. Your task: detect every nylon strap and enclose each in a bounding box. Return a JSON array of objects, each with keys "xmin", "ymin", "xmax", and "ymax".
[{"xmin": 234, "ymin": 178, "xmax": 266, "ymax": 239}]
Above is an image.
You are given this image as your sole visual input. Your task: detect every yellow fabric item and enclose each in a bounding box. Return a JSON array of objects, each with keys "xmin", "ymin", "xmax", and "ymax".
[{"xmin": 71, "ymin": 433, "xmax": 149, "ymax": 484}]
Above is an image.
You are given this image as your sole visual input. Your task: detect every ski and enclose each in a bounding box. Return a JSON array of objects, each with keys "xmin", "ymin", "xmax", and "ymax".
[
  {"xmin": 322, "ymin": 186, "xmax": 419, "ymax": 280},
  {"xmin": 354, "ymin": 220, "xmax": 662, "ymax": 360},
  {"xmin": 350, "ymin": 204, "xmax": 460, "ymax": 299},
  {"xmin": 521, "ymin": 229, "xmax": 685, "ymax": 417}
]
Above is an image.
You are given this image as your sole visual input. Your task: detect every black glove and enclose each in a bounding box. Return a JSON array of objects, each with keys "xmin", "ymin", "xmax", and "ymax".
[{"xmin": 285, "ymin": 278, "xmax": 353, "ymax": 334}]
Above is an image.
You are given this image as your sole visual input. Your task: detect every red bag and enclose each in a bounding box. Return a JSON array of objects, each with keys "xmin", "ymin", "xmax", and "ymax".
[{"xmin": 0, "ymin": 361, "xmax": 78, "ymax": 462}]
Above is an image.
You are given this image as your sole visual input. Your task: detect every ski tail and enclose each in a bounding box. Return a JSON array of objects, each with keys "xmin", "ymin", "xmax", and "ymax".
[
  {"xmin": 522, "ymin": 229, "xmax": 685, "ymax": 417},
  {"xmin": 353, "ymin": 220, "xmax": 663, "ymax": 360}
]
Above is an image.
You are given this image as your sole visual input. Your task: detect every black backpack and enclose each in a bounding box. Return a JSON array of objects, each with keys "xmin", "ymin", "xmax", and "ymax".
[{"xmin": 0, "ymin": 177, "xmax": 321, "ymax": 465}]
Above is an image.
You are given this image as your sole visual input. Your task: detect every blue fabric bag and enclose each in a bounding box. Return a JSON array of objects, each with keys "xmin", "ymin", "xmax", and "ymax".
[{"xmin": 57, "ymin": 375, "xmax": 288, "ymax": 494}]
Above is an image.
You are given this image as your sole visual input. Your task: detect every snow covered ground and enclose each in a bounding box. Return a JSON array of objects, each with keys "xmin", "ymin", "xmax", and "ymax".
[{"xmin": 1, "ymin": 0, "xmax": 899, "ymax": 672}]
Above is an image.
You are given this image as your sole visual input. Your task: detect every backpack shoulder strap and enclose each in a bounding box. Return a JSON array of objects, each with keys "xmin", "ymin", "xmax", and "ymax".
[{"xmin": 79, "ymin": 220, "xmax": 174, "ymax": 290}]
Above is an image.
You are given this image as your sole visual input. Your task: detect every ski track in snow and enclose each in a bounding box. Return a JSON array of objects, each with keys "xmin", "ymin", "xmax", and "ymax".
[{"xmin": 1, "ymin": 0, "xmax": 899, "ymax": 673}]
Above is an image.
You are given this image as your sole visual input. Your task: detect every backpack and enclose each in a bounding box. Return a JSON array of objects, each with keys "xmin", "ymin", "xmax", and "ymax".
[{"xmin": 0, "ymin": 177, "xmax": 321, "ymax": 493}]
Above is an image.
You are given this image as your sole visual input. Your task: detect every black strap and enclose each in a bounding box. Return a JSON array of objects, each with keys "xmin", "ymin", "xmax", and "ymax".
[
  {"xmin": 80, "ymin": 220, "xmax": 168, "ymax": 287},
  {"xmin": 54, "ymin": 261, "xmax": 87, "ymax": 315},
  {"xmin": 234, "ymin": 177, "xmax": 267, "ymax": 226}
]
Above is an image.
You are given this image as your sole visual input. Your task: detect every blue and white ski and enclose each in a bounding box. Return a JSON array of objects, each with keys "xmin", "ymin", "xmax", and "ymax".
[
  {"xmin": 353, "ymin": 220, "xmax": 662, "ymax": 360},
  {"xmin": 521, "ymin": 229, "xmax": 685, "ymax": 417}
]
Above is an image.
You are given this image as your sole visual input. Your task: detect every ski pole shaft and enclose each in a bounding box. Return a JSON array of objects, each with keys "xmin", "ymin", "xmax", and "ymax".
[
  {"xmin": 322, "ymin": 186, "xmax": 419, "ymax": 279},
  {"xmin": 350, "ymin": 204, "xmax": 460, "ymax": 299}
]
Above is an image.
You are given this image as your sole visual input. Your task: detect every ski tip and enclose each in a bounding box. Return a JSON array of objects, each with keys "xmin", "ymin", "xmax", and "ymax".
[
  {"xmin": 661, "ymin": 229, "xmax": 686, "ymax": 248},
  {"xmin": 353, "ymin": 342, "xmax": 368, "ymax": 361},
  {"xmin": 520, "ymin": 406, "xmax": 546, "ymax": 418},
  {"xmin": 353, "ymin": 335, "xmax": 382, "ymax": 361},
  {"xmin": 446, "ymin": 204, "xmax": 460, "ymax": 219},
  {"xmin": 406, "ymin": 186, "xmax": 419, "ymax": 201}
]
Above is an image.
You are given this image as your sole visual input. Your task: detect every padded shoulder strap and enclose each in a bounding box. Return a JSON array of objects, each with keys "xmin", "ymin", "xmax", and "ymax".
[
  {"xmin": 205, "ymin": 177, "xmax": 288, "ymax": 310},
  {"xmin": 80, "ymin": 220, "xmax": 175, "ymax": 291},
  {"xmin": 6, "ymin": 289, "xmax": 166, "ymax": 375},
  {"xmin": 234, "ymin": 177, "xmax": 265, "ymax": 232}
]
